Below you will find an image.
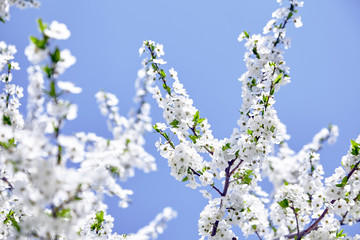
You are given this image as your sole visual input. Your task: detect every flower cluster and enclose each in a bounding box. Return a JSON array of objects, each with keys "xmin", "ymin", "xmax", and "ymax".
[
  {"xmin": 0, "ymin": 0, "xmax": 40, "ymax": 22},
  {"xmin": 0, "ymin": 18, "xmax": 175, "ymax": 239},
  {"xmin": 141, "ymin": 0, "xmax": 360, "ymax": 239}
]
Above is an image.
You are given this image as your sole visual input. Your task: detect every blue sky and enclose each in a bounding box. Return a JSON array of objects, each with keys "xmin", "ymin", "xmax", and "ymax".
[{"xmin": 1, "ymin": 0, "xmax": 360, "ymax": 239}]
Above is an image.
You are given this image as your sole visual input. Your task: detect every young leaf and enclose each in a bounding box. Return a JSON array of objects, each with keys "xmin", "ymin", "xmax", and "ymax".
[
  {"xmin": 42, "ymin": 65, "xmax": 53, "ymax": 79},
  {"xmin": 153, "ymin": 124, "xmax": 160, "ymax": 132},
  {"xmin": 244, "ymin": 31, "xmax": 250, "ymax": 38},
  {"xmin": 49, "ymin": 81, "xmax": 56, "ymax": 98},
  {"xmin": 51, "ymin": 47, "xmax": 61, "ymax": 63},
  {"xmin": 252, "ymin": 47, "xmax": 260, "ymax": 59},
  {"xmin": 170, "ymin": 119, "xmax": 179, "ymax": 128},
  {"xmin": 3, "ymin": 115, "xmax": 11, "ymax": 126},
  {"xmin": 160, "ymin": 69, "xmax": 166, "ymax": 79},
  {"xmin": 56, "ymin": 208, "xmax": 71, "ymax": 218},
  {"xmin": 278, "ymin": 198, "xmax": 289, "ymax": 209},
  {"xmin": 189, "ymin": 135, "xmax": 197, "ymax": 144},
  {"xmin": 222, "ymin": 143, "xmax": 231, "ymax": 151},
  {"xmin": 29, "ymin": 36, "xmax": 46, "ymax": 49},
  {"xmin": 37, "ymin": 18, "xmax": 47, "ymax": 33},
  {"xmin": 193, "ymin": 111, "xmax": 200, "ymax": 123},
  {"xmin": 274, "ymin": 73, "xmax": 283, "ymax": 85},
  {"xmin": 350, "ymin": 139, "xmax": 360, "ymax": 156}
]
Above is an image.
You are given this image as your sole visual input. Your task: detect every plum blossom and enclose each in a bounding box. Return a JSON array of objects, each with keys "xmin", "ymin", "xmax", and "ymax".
[{"xmin": 44, "ymin": 20, "xmax": 71, "ymax": 40}]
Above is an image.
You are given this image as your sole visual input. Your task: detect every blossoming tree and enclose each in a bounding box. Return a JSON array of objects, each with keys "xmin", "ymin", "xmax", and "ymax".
[{"xmin": 1, "ymin": 0, "xmax": 360, "ymax": 239}]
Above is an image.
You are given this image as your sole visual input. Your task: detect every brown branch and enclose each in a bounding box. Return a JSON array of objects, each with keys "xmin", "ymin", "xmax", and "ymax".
[
  {"xmin": 287, "ymin": 160, "xmax": 360, "ymax": 239},
  {"xmin": 211, "ymin": 157, "xmax": 241, "ymax": 236},
  {"xmin": 189, "ymin": 167, "xmax": 223, "ymax": 196},
  {"xmin": 290, "ymin": 203, "xmax": 300, "ymax": 237},
  {"xmin": 255, "ymin": 230, "xmax": 263, "ymax": 240}
]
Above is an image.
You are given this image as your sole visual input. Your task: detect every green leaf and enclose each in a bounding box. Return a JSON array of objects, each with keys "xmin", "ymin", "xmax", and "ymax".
[
  {"xmin": 350, "ymin": 139, "xmax": 360, "ymax": 156},
  {"xmin": 336, "ymin": 229, "xmax": 347, "ymax": 238},
  {"xmin": 29, "ymin": 36, "xmax": 46, "ymax": 49},
  {"xmin": 270, "ymin": 88, "xmax": 275, "ymax": 95},
  {"xmin": 3, "ymin": 115, "xmax": 11, "ymax": 126},
  {"xmin": 153, "ymin": 124, "xmax": 160, "ymax": 133},
  {"xmin": 189, "ymin": 135, "xmax": 197, "ymax": 143},
  {"xmin": 262, "ymin": 94, "xmax": 269, "ymax": 103},
  {"xmin": 247, "ymin": 129, "xmax": 253, "ymax": 136},
  {"xmin": 252, "ymin": 47, "xmax": 261, "ymax": 59},
  {"xmin": 270, "ymin": 125, "xmax": 275, "ymax": 133},
  {"xmin": 37, "ymin": 18, "xmax": 47, "ymax": 33},
  {"xmin": 284, "ymin": 180, "xmax": 289, "ymax": 186},
  {"xmin": 42, "ymin": 65, "xmax": 53, "ymax": 79},
  {"xmin": 49, "ymin": 81, "xmax": 56, "ymax": 98},
  {"xmin": 251, "ymin": 78, "xmax": 257, "ymax": 86},
  {"xmin": 0, "ymin": 137, "xmax": 16, "ymax": 150},
  {"xmin": 160, "ymin": 69, "xmax": 166, "ymax": 79},
  {"xmin": 278, "ymin": 198, "xmax": 289, "ymax": 209},
  {"xmin": 3, "ymin": 210, "xmax": 20, "ymax": 232},
  {"xmin": 182, "ymin": 176, "xmax": 189, "ymax": 182},
  {"xmin": 163, "ymin": 132, "xmax": 169, "ymax": 140},
  {"xmin": 287, "ymin": 11, "xmax": 294, "ymax": 20},
  {"xmin": 242, "ymin": 170, "xmax": 253, "ymax": 185},
  {"xmin": 95, "ymin": 211, "xmax": 104, "ymax": 223},
  {"xmin": 197, "ymin": 118, "xmax": 206, "ymax": 124},
  {"xmin": 91, "ymin": 210, "xmax": 105, "ymax": 235},
  {"xmin": 109, "ymin": 166, "xmax": 119, "ymax": 175},
  {"xmin": 244, "ymin": 31, "xmax": 250, "ymax": 38},
  {"xmin": 56, "ymin": 208, "xmax": 71, "ymax": 218},
  {"xmin": 341, "ymin": 176, "xmax": 348, "ymax": 186},
  {"xmin": 170, "ymin": 119, "xmax": 179, "ymax": 128},
  {"xmin": 51, "ymin": 47, "xmax": 61, "ymax": 63},
  {"xmin": 151, "ymin": 63, "xmax": 158, "ymax": 70},
  {"xmin": 162, "ymin": 83, "xmax": 171, "ymax": 95},
  {"xmin": 274, "ymin": 73, "xmax": 283, "ymax": 85},
  {"xmin": 222, "ymin": 143, "xmax": 231, "ymax": 151},
  {"xmin": 193, "ymin": 111, "xmax": 200, "ymax": 123}
]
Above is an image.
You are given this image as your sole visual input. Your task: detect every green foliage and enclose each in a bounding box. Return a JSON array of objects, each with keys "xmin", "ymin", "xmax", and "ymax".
[
  {"xmin": 42, "ymin": 65, "xmax": 53, "ymax": 79},
  {"xmin": 37, "ymin": 18, "xmax": 47, "ymax": 33},
  {"xmin": 162, "ymin": 83, "xmax": 171, "ymax": 95},
  {"xmin": 29, "ymin": 36, "xmax": 46, "ymax": 49},
  {"xmin": 51, "ymin": 47, "xmax": 61, "ymax": 63},
  {"xmin": 335, "ymin": 229, "xmax": 347, "ymax": 238},
  {"xmin": 170, "ymin": 119, "xmax": 179, "ymax": 128},
  {"xmin": 3, "ymin": 115, "xmax": 11, "ymax": 126},
  {"xmin": 222, "ymin": 143, "xmax": 231, "ymax": 151},
  {"xmin": 278, "ymin": 198, "xmax": 289, "ymax": 209},
  {"xmin": 273, "ymin": 73, "xmax": 283, "ymax": 85},
  {"xmin": 3, "ymin": 210, "xmax": 20, "ymax": 232},
  {"xmin": 0, "ymin": 137, "xmax": 16, "ymax": 150},
  {"xmin": 243, "ymin": 31, "xmax": 250, "ymax": 38},
  {"xmin": 56, "ymin": 208, "xmax": 71, "ymax": 218},
  {"xmin": 90, "ymin": 211, "xmax": 105, "ymax": 235},
  {"xmin": 336, "ymin": 176, "xmax": 348, "ymax": 188},
  {"xmin": 252, "ymin": 47, "xmax": 260, "ymax": 59},
  {"xmin": 182, "ymin": 176, "xmax": 189, "ymax": 182},
  {"xmin": 350, "ymin": 140, "xmax": 360, "ymax": 156}
]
